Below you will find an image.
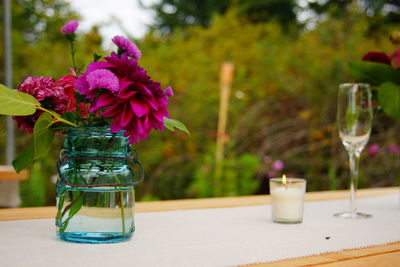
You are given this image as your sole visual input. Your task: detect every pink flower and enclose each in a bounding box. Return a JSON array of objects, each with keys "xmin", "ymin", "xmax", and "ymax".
[
  {"xmin": 368, "ymin": 144, "xmax": 380, "ymax": 156},
  {"xmin": 362, "ymin": 51, "xmax": 391, "ymax": 65},
  {"xmin": 267, "ymin": 171, "xmax": 275, "ymax": 178},
  {"xmin": 56, "ymin": 75, "xmax": 76, "ymax": 112},
  {"xmin": 389, "ymin": 144, "xmax": 400, "ymax": 154},
  {"xmin": 112, "ymin": 35, "xmax": 141, "ymax": 60},
  {"xmin": 271, "ymin": 160, "xmax": 284, "ymax": 171},
  {"xmin": 61, "ymin": 20, "xmax": 79, "ymax": 34},
  {"xmin": 13, "ymin": 76, "xmax": 69, "ymax": 134},
  {"xmin": 76, "ymin": 52, "xmax": 171, "ymax": 143},
  {"xmin": 390, "ymin": 50, "xmax": 400, "ymax": 69},
  {"xmin": 86, "ymin": 69, "xmax": 120, "ymax": 93}
]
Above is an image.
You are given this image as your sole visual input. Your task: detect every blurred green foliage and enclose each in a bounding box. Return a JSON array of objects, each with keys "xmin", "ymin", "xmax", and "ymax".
[
  {"xmin": 136, "ymin": 7, "xmax": 399, "ymax": 200},
  {"xmin": 148, "ymin": 0, "xmax": 298, "ymax": 32},
  {"xmin": 0, "ymin": 2, "xmax": 399, "ymax": 206}
]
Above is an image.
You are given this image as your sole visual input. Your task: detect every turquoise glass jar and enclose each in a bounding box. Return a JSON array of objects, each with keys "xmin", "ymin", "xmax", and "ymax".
[{"xmin": 55, "ymin": 127, "xmax": 144, "ymax": 244}]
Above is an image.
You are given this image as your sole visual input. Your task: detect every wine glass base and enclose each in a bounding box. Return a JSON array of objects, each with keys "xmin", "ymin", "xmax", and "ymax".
[{"xmin": 334, "ymin": 211, "xmax": 372, "ymax": 219}]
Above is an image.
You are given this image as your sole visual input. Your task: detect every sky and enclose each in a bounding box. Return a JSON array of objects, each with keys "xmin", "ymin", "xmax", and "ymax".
[{"xmin": 67, "ymin": 0, "xmax": 157, "ymax": 46}]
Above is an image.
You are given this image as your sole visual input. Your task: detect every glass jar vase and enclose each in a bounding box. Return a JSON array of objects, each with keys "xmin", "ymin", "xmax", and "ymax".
[{"xmin": 55, "ymin": 127, "xmax": 144, "ymax": 244}]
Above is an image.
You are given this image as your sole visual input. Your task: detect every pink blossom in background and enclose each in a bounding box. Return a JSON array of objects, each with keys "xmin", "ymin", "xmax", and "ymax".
[
  {"xmin": 390, "ymin": 50, "xmax": 400, "ymax": 69},
  {"xmin": 271, "ymin": 160, "xmax": 284, "ymax": 171},
  {"xmin": 112, "ymin": 35, "xmax": 141, "ymax": 60},
  {"xmin": 263, "ymin": 156, "xmax": 272, "ymax": 164},
  {"xmin": 60, "ymin": 20, "xmax": 79, "ymax": 34},
  {"xmin": 267, "ymin": 171, "xmax": 275, "ymax": 178},
  {"xmin": 389, "ymin": 144, "xmax": 400, "ymax": 154},
  {"xmin": 368, "ymin": 144, "xmax": 380, "ymax": 156},
  {"xmin": 76, "ymin": 52, "xmax": 171, "ymax": 143},
  {"xmin": 13, "ymin": 76, "xmax": 69, "ymax": 133}
]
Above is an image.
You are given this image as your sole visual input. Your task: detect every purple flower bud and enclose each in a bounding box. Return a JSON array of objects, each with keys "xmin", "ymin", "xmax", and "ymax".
[
  {"xmin": 165, "ymin": 87, "xmax": 174, "ymax": 98},
  {"xmin": 271, "ymin": 160, "xmax": 284, "ymax": 172},
  {"xmin": 112, "ymin": 35, "xmax": 141, "ymax": 60},
  {"xmin": 368, "ymin": 144, "xmax": 380, "ymax": 156},
  {"xmin": 61, "ymin": 20, "xmax": 79, "ymax": 34},
  {"xmin": 389, "ymin": 144, "xmax": 400, "ymax": 154}
]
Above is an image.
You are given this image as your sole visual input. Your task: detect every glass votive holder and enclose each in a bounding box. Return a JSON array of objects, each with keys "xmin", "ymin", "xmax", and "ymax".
[{"xmin": 270, "ymin": 178, "xmax": 306, "ymax": 224}]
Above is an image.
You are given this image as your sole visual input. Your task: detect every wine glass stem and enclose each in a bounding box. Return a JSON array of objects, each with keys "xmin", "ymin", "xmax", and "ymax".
[{"xmin": 348, "ymin": 151, "xmax": 360, "ymax": 216}]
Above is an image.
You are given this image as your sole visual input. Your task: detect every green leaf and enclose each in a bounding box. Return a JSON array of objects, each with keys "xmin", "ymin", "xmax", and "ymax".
[
  {"xmin": 56, "ymin": 194, "xmax": 65, "ymax": 220},
  {"xmin": 0, "ymin": 84, "xmax": 40, "ymax": 115},
  {"xmin": 33, "ymin": 113, "xmax": 55, "ymax": 159},
  {"xmin": 12, "ymin": 142, "xmax": 34, "ymax": 173},
  {"xmin": 164, "ymin": 117, "xmax": 190, "ymax": 135},
  {"xmin": 348, "ymin": 62, "xmax": 400, "ymax": 86},
  {"xmin": 378, "ymin": 82, "xmax": 400, "ymax": 119},
  {"xmin": 93, "ymin": 52, "xmax": 102, "ymax": 62},
  {"xmin": 68, "ymin": 193, "xmax": 84, "ymax": 219},
  {"xmin": 58, "ymin": 192, "xmax": 84, "ymax": 233}
]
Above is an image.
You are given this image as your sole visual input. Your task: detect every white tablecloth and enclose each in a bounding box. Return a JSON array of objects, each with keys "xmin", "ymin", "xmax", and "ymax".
[{"xmin": 1, "ymin": 194, "xmax": 399, "ymax": 267}]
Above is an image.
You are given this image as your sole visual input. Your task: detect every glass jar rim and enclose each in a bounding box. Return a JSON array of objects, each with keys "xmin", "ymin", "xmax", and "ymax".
[
  {"xmin": 339, "ymin": 83, "xmax": 370, "ymax": 88},
  {"xmin": 64, "ymin": 126, "xmax": 125, "ymax": 135}
]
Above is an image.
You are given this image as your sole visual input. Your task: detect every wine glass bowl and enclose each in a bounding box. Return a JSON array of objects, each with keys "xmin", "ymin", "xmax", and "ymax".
[{"xmin": 336, "ymin": 83, "xmax": 373, "ymax": 219}]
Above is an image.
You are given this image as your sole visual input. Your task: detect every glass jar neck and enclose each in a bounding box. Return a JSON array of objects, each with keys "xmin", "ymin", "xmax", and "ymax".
[{"xmin": 63, "ymin": 127, "xmax": 130, "ymax": 157}]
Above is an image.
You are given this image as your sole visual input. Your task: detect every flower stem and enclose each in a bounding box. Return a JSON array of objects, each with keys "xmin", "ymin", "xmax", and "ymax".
[
  {"xmin": 119, "ymin": 191, "xmax": 126, "ymax": 235},
  {"xmin": 70, "ymin": 40, "xmax": 77, "ymax": 72},
  {"xmin": 61, "ymin": 191, "xmax": 84, "ymax": 217},
  {"xmin": 36, "ymin": 106, "xmax": 77, "ymax": 127}
]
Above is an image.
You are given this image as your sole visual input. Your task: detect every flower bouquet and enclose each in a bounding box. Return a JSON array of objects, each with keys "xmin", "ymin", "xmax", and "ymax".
[{"xmin": 0, "ymin": 20, "xmax": 188, "ymax": 243}]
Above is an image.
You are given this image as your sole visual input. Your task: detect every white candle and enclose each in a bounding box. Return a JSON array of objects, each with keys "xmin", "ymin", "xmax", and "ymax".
[{"xmin": 270, "ymin": 177, "xmax": 306, "ymax": 223}]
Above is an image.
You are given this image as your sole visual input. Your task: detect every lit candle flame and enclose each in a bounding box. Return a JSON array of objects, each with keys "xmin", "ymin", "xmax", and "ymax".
[{"xmin": 282, "ymin": 174, "xmax": 287, "ymax": 188}]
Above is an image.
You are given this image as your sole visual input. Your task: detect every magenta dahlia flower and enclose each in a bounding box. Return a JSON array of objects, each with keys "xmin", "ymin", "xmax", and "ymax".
[
  {"xmin": 112, "ymin": 35, "xmax": 141, "ymax": 60},
  {"xmin": 61, "ymin": 20, "xmax": 79, "ymax": 34},
  {"xmin": 13, "ymin": 76, "xmax": 69, "ymax": 134},
  {"xmin": 75, "ymin": 52, "xmax": 171, "ymax": 143}
]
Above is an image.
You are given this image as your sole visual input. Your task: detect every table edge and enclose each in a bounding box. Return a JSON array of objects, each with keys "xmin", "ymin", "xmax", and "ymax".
[{"xmin": 0, "ymin": 187, "xmax": 397, "ymax": 221}]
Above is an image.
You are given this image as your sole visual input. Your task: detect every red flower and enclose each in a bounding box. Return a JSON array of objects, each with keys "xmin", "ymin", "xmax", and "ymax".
[
  {"xmin": 362, "ymin": 51, "xmax": 391, "ymax": 65},
  {"xmin": 13, "ymin": 76, "xmax": 69, "ymax": 134},
  {"xmin": 56, "ymin": 75, "xmax": 76, "ymax": 111},
  {"xmin": 77, "ymin": 102, "xmax": 89, "ymax": 118}
]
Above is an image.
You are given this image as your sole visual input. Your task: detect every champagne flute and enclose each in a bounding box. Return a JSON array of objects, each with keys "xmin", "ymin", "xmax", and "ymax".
[{"xmin": 336, "ymin": 83, "xmax": 373, "ymax": 219}]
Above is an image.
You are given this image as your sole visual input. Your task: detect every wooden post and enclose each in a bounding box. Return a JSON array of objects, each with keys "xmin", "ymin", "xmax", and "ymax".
[
  {"xmin": 0, "ymin": 0, "xmax": 20, "ymax": 208},
  {"xmin": 214, "ymin": 61, "xmax": 234, "ymax": 196}
]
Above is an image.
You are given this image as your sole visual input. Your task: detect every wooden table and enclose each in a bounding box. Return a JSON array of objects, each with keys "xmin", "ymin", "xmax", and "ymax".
[
  {"xmin": 1, "ymin": 187, "xmax": 399, "ymax": 266},
  {"xmin": 0, "ymin": 165, "xmax": 28, "ymax": 181}
]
